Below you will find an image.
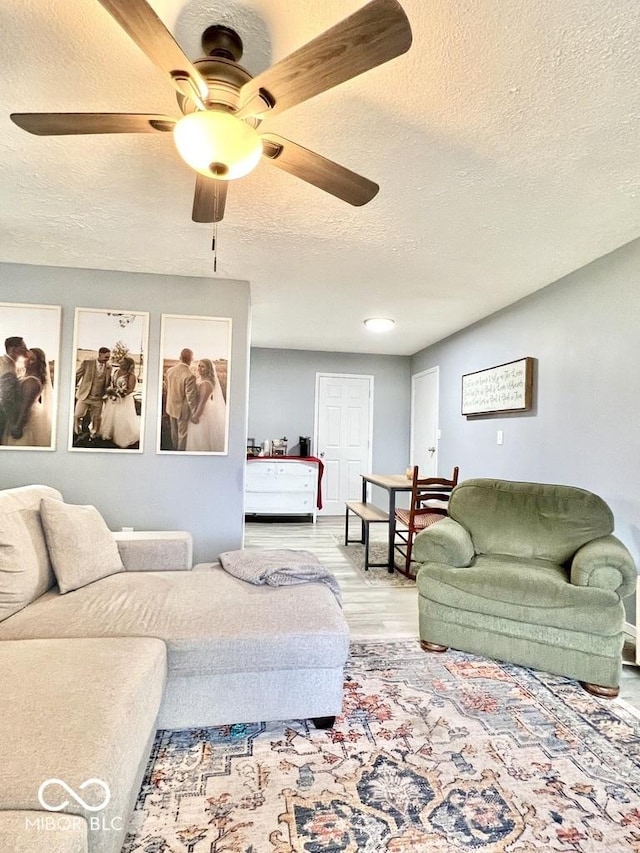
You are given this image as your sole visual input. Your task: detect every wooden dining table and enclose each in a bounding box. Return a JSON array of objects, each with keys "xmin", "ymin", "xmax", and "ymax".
[{"xmin": 360, "ymin": 473, "xmax": 415, "ymax": 571}]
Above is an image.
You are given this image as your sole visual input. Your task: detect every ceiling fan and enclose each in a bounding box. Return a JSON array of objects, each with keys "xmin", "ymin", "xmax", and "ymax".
[{"xmin": 10, "ymin": 0, "xmax": 412, "ymax": 223}]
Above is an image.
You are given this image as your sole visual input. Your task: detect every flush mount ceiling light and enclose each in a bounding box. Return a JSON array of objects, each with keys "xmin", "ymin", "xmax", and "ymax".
[{"xmin": 364, "ymin": 317, "xmax": 395, "ymax": 332}]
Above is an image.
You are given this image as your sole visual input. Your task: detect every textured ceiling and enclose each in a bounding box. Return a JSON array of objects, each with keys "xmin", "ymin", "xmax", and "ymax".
[{"xmin": 1, "ymin": 0, "xmax": 640, "ymax": 355}]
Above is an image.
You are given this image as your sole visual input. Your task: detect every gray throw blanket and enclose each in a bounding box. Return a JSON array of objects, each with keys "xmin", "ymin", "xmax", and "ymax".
[{"xmin": 218, "ymin": 548, "xmax": 342, "ymax": 606}]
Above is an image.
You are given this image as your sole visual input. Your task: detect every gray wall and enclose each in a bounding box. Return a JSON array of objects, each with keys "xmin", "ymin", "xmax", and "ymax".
[
  {"xmin": 249, "ymin": 348, "xmax": 412, "ymax": 505},
  {"xmin": 411, "ymin": 239, "xmax": 640, "ymax": 621},
  {"xmin": 0, "ymin": 262, "xmax": 250, "ymax": 563}
]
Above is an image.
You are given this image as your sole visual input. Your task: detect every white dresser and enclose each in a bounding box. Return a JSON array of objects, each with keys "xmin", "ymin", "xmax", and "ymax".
[{"xmin": 245, "ymin": 458, "xmax": 319, "ymax": 521}]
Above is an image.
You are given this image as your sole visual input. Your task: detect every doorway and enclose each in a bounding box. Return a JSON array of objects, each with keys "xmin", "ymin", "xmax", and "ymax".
[
  {"xmin": 314, "ymin": 373, "xmax": 373, "ymax": 515},
  {"xmin": 410, "ymin": 367, "xmax": 439, "ymax": 477}
]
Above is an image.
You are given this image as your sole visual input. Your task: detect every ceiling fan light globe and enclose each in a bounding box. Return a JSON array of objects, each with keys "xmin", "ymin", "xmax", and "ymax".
[{"xmin": 174, "ymin": 111, "xmax": 262, "ymax": 180}]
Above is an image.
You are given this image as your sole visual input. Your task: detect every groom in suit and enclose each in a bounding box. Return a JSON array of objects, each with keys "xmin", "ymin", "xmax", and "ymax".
[
  {"xmin": 0, "ymin": 336, "xmax": 28, "ymax": 442},
  {"xmin": 165, "ymin": 348, "xmax": 198, "ymax": 450},
  {"xmin": 74, "ymin": 346, "xmax": 112, "ymax": 438}
]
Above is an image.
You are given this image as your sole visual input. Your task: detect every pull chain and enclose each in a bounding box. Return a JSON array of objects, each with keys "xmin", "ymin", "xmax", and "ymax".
[{"xmin": 212, "ymin": 223, "xmax": 218, "ymax": 272}]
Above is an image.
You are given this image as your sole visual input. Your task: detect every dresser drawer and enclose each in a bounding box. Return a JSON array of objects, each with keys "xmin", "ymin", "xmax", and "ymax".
[
  {"xmin": 246, "ymin": 461, "xmax": 316, "ymax": 480},
  {"xmin": 247, "ymin": 474, "xmax": 315, "ymax": 493},
  {"xmin": 275, "ymin": 463, "xmax": 316, "ymax": 477},
  {"xmin": 245, "ymin": 491, "xmax": 315, "ymax": 514}
]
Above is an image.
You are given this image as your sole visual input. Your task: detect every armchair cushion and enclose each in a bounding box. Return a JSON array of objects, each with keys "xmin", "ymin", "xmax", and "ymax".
[
  {"xmin": 417, "ymin": 555, "xmax": 620, "ymax": 635},
  {"xmin": 571, "ymin": 535, "xmax": 637, "ymax": 598},
  {"xmin": 448, "ymin": 479, "xmax": 614, "ymax": 564}
]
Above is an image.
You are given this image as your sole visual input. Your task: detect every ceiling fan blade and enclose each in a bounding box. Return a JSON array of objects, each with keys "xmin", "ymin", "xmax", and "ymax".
[
  {"xmin": 192, "ymin": 175, "xmax": 227, "ymax": 223},
  {"xmin": 261, "ymin": 133, "xmax": 378, "ymax": 206},
  {"xmin": 237, "ymin": 0, "xmax": 412, "ymax": 119},
  {"xmin": 96, "ymin": 0, "xmax": 208, "ymax": 106},
  {"xmin": 10, "ymin": 113, "xmax": 176, "ymax": 135}
]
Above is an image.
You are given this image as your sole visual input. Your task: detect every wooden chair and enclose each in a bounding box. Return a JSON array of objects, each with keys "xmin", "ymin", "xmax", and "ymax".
[{"xmin": 393, "ymin": 466, "xmax": 459, "ymax": 578}]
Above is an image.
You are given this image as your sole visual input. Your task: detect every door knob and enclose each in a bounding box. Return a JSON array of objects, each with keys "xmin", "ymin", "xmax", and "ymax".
[
  {"xmin": 428, "ymin": 446, "xmax": 436, "ymax": 453},
  {"xmin": 319, "ymin": 451, "xmax": 325, "ymax": 458}
]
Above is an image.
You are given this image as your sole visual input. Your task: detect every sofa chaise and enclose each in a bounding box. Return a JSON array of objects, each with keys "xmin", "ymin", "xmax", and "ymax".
[{"xmin": 0, "ymin": 484, "xmax": 349, "ymax": 853}]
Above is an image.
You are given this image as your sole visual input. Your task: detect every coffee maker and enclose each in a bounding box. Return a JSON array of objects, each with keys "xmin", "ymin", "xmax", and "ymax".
[{"xmin": 299, "ymin": 436, "xmax": 311, "ymax": 457}]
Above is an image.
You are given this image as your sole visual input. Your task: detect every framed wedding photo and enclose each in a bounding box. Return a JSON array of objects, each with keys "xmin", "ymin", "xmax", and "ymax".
[
  {"xmin": 0, "ymin": 302, "xmax": 61, "ymax": 451},
  {"xmin": 69, "ymin": 308, "xmax": 149, "ymax": 453},
  {"xmin": 157, "ymin": 314, "xmax": 232, "ymax": 455}
]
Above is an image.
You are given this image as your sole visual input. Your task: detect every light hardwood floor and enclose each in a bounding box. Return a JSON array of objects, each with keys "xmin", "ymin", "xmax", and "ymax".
[{"xmin": 245, "ymin": 516, "xmax": 640, "ymax": 713}]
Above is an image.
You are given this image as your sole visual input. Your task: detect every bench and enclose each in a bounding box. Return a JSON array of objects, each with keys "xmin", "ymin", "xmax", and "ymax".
[{"xmin": 344, "ymin": 501, "xmax": 390, "ymax": 571}]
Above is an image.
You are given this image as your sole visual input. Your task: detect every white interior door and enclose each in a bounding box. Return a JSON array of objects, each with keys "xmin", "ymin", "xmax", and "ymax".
[
  {"xmin": 314, "ymin": 373, "xmax": 373, "ymax": 515},
  {"xmin": 410, "ymin": 367, "xmax": 439, "ymax": 477}
]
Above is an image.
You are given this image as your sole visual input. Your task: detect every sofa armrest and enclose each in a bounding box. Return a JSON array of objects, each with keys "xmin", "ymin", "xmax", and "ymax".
[
  {"xmin": 112, "ymin": 531, "xmax": 193, "ymax": 571},
  {"xmin": 413, "ymin": 517, "xmax": 475, "ymax": 567},
  {"xmin": 570, "ymin": 535, "xmax": 637, "ymax": 599}
]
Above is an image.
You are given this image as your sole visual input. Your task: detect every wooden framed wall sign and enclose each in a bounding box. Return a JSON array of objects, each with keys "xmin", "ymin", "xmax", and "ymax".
[{"xmin": 461, "ymin": 357, "xmax": 534, "ymax": 417}]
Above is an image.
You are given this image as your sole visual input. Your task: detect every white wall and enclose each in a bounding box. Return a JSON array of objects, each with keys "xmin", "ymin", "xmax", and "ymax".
[
  {"xmin": 411, "ymin": 238, "xmax": 640, "ymax": 620},
  {"xmin": 0, "ymin": 262, "xmax": 251, "ymax": 563}
]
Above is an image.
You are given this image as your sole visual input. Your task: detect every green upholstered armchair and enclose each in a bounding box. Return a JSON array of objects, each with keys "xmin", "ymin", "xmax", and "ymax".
[{"xmin": 413, "ymin": 478, "xmax": 637, "ymax": 697}]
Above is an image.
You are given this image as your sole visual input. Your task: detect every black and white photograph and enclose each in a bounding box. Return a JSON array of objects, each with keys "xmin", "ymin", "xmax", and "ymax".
[
  {"xmin": 158, "ymin": 314, "xmax": 231, "ymax": 455},
  {"xmin": 69, "ymin": 308, "xmax": 149, "ymax": 452},
  {"xmin": 0, "ymin": 302, "xmax": 61, "ymax": 451}
]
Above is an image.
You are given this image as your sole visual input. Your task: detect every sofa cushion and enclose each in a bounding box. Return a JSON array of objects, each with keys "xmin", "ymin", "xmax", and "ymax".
[
  {"xmin": 0, "ymin": 485, "xmax": 61, "ymax": 602},
  {"xmin": 0, "ymin": 637, "xmax": 166, "ymax": 853},
  {"xmin": 449, "ymin": 479, "xmax": 614, "ymax": 564},
  {"xmin": 0, "ymin": 507, "xmax": 42, "ymax": 623},
  {"xmin": 40, "ymin": 498, "xmax": 124, "ymax": 593},
  {"xmin": 0, "ymin": 566, "xmax": 350, "ymax": 678},
  {"xmin": 0, "ymin": 810, "xmax": 88, "ymax": 853}
]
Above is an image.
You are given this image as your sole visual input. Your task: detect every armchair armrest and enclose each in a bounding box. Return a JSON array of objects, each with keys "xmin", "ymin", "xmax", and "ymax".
[
  {"xmin": 413, "ymin": 517, "xmax": 475, "ymax": 567},
  {"xmin": 570, "ymin": 535, "xmax": 637, "ymax": 599},
  {"xmin": 112, "ymin": 531, "xmax": 193, "ymax": 571}
]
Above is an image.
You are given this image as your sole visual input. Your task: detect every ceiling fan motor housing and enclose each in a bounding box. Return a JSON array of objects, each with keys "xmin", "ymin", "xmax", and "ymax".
[
  {"xmin": 176, "ymin": 25, "xmax": 256, "ymax": 120},
  {"xmin": 176, "ymin": 56, "xmax": 253, "ymax": 116}
]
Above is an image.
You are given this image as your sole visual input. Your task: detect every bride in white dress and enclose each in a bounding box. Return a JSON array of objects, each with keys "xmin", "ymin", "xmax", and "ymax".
[
  {"xmin": 100, "ymin": 356, "xmax": 140, "ymax": 448},
  {"xmin": 186, "ymin": 359, "xmax": 227, "ymax": 452},
  {"xmin": 4, "ymin": 347, "xmax": 52, "ymax": 447}
]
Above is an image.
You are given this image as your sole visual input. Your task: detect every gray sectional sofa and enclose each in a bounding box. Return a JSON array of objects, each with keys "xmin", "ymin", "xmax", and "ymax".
[{"xmin": 0, "ymin": 484, "xmax": 349, "ymax": 853}]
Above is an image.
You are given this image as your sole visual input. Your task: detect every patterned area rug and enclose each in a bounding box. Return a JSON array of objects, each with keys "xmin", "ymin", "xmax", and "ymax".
[
  {"xmin": 123, "ymin": 640, "xmax": 640, "ymax": 852},
  {"xmin": 337, "ymin": 540, "xmax": 416, "ymax": 587}
]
